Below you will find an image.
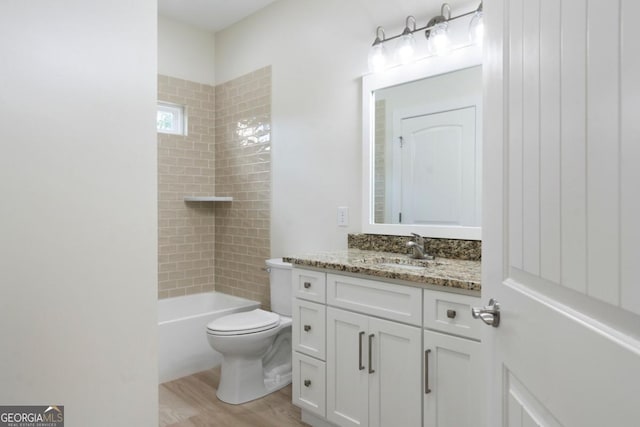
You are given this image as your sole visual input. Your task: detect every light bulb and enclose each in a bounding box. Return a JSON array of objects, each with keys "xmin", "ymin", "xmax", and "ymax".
[
  {"xmin": 395, "ymin": 32, "xmax": 416, "ymax": 65},
  {"xmin": 368, "ymin": 42, "xmax": 388, "ymax": 73},
  {"xmin": 427, "ymin": 22, "xmax": 451, "ymax": 56},
  {"xmin": 469, "ymin": 9, "xmax": 484, "ymax": 46}
]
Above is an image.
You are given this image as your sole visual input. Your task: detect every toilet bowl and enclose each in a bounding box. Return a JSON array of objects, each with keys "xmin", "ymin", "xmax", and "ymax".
[{"xmin": 205, "ymin": 259, "xmax": 293, "ymax": 404}]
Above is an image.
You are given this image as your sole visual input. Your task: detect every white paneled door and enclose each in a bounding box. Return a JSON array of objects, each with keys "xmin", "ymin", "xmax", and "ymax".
[
  {"xmin": 484, "ymin": 0, "xmax": 640, "ymax": 426},
  {"xmin": 398, "ymin": 107, "xmax": 478, "ymax": 226}
]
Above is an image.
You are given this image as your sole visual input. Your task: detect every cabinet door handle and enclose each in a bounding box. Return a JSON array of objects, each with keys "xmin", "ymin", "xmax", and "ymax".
[
  {"xmin": 303, "ymin": 281, "xmax": 311, "ymax": 289},
  {"xmin": 358, "ymin": 331, "xmax": 365, "ymax": 370},
  {"xmin": 304, "ymin": 379, "xmax": 311, "ymax": 387},
  {"xmin": 425, "ymin": 349, "xmax": 432, "ymax": 394},
  {"xmin": 304, "ymin": 324, "xmax": 312, "ymax": 332},
  {"xmin": 446, "ymin": 309, "xmax": 457, "ymax": 319},
  {"xmin": 368, "ymin": 334, "xmax": 375, "ymax": 374}
]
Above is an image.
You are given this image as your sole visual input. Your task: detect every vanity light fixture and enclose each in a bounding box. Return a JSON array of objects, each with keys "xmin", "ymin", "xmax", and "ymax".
[
  {"xmin": 367, "ymin": 1, "xmax": 484, "ymax": 73},
  {"xmin": 396, "ymin": 16, "xmax": 417, "ymax": 64},
  {"xmin": 468, "ymin": 2, "xmax": 484, "ymax": 47},
  {"xmin": 367, "ymin": 26, "xmax": 389, "ymax": 73},
  {"xmin": 425, "ymin": 4, "xmax": 452, "ymax": 56}
]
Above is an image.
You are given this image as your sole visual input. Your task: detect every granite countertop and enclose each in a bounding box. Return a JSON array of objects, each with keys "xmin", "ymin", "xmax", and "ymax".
[{"xmin": 283, "ymin": 249, "xmax": 481, "ymax": 293}]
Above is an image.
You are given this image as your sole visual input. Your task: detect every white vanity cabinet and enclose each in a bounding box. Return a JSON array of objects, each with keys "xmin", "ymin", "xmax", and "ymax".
[
  {"xmin": 291, "ymin": 267, "xmax": 482, "ymax": 427},
  {"xmin": 325, "ymin": 273, "xmax": 422, "ymax": 427},
  {"xmin": 422, "ymin": 290, "xmax": 483, "ymax": 427}
]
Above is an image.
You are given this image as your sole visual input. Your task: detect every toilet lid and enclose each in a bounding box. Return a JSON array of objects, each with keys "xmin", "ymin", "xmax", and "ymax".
[{"xmin": 206, "ymin": 309, "xmax": 280, "ymax": 335}]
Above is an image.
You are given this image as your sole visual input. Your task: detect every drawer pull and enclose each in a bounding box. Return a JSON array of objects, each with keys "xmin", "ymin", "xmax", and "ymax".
[
  {"xmin": 303, "ymin": 281, "xmax": 311, "ymax": 289},
  {"xmin": 303, "ymin": 324, "xmax": 312, "ymax": 332},
  {"xmin": 425, "ymin": 349, "xmax": 432, "ymax": 394},
  {"xmin": 446, "ymin": 309, "xmax": 457, "ymax": 319},
  {"xmin": 368, "ymin": 334, "xmax": 375, "ymax": 374},
  {"xmin": 358, "ymin": 331, "xmax": 365, "ymax": 370},
  {"xmin": 304, "ymin": 379, "xmax": 311, "ymax": 387}
]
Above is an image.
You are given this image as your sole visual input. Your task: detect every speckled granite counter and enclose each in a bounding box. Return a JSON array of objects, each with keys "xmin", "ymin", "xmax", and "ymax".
[{"xmin": 283, "ymin": 249, "xmax": 481, "ymax": 294}]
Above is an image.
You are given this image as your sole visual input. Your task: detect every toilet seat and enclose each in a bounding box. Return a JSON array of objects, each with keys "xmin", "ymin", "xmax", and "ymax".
[{"xmin": 207, "ymin": 309, "xmax": 280, "ymax": 336}]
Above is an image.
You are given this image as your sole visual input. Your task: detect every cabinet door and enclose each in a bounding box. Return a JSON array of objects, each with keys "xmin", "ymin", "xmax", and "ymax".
[
  {"xmin": 368, "ymin": 317, "xmax": 422, "ymax": 427},
  {"xmin": 327, "ymin": 307, "xmax": 369, "ymax": 427},
  {"xmin": 423, "ymin": 330, "xmax": 482, "ymax": 427}
]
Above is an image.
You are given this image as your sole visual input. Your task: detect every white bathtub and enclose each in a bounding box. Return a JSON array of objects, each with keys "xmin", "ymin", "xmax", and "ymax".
[{"xmin": 158, "ymin": 291, "xmax": 259, "ymax": 383}]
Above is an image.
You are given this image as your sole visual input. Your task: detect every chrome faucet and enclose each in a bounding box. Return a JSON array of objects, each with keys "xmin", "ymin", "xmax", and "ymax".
[{"xmin": 406, "ymin": 233, "xmax": 434, "ymax": 260}]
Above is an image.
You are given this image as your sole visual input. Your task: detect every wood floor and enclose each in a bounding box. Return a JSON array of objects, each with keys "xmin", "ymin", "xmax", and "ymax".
[{"xmin": 159, "ymin": 368, "xmax": 310, "ymax": 427}]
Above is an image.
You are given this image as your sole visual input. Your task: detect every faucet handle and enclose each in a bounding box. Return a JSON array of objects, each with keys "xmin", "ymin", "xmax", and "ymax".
[{"xmin": 410, "ymin": 233, "xmax": 424, "ymax": 244}]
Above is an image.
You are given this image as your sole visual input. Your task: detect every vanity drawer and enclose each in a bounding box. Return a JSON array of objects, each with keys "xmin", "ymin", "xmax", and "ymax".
[
  {"xmin": 293, "ymin": 299, "xmax": 326, "ymax": 360},
  {"xmin": 423, "ymin": 290, "xmax": 482, "ymax": 340},
  {"xmin": 292, "ymin": 268, "xmax": 326, "ymax": 303},
  {"xmin": 326, "ymin": 273, "xmax": 422, "ymax": 326},
  {"xmin": 292, "ymin": 352, "xmax": 326, "ymax": 418}
]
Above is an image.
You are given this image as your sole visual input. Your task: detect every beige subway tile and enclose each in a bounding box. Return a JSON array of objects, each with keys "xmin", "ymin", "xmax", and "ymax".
[
  {"xmin": 193, "ymin": 276, "xmax": 210, "ymax": 286},
  {"xmin": 168, "ymin": 288, "xmax": 187, "ymax": 298},
  {"xmin": 176, "ymin": 277, "xmax": 194, "ymax": 288},
  {"xmin": 169, "ymin": 270, "xmax": 186, "ymax": 280},
  {"xmin": 159, "ymin": 280, "xmax": 178, "ymax": 291},
  {"xmin": 185, "ymin": 285, "xmax": 205, "ymax": 296}
]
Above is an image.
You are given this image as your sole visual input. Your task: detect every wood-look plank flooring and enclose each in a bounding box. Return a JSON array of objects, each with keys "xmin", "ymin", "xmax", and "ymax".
[{"xmin": 159, "ymin": 368, "xmax": 310, "ymax": 427}]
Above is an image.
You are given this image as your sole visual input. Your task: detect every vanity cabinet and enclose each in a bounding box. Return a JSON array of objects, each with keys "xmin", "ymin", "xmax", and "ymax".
[
  {"xmin": 291, "ymin": 268, "xmax": 482, "ymax": 427},
  {"xmin": 325, "ymin": 273, "xmax": 422, "ymax": 426},
  {"xmin": 326, "ymin": 307, "xmax": 422, "ymax": 427},
  {"xmin": 422, "ymin": 290, "xmax": 483, "ymax": 427}
]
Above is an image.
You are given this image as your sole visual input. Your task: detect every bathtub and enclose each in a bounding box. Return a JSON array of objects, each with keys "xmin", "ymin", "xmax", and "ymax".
[{"xmin": 158, "ymin": 291, "xmax": 260, "ymax": 383}]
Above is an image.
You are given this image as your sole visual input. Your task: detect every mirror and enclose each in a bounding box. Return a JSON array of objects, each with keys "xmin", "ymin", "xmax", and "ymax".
[{"xmin": 362, "ymin": 45, "xmax": 482, "ymax": 240}]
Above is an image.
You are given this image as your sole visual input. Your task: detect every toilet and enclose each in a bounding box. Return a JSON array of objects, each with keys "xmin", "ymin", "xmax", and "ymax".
[{"xmin": 206, "ymin": 258, "xmax": 292, "ymax": 404}]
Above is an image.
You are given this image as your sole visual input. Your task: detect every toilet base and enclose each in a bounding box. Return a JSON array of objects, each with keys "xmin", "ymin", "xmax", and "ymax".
[
  {"xmin": 216, "ymin": 358, "xmax": 292, "ymax": 405},
  {"xmin": 214, "ymin": 327, "xmax": 292, "ymax": 405}
]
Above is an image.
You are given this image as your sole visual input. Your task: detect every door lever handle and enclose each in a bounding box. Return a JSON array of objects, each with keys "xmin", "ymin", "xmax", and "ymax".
[{"xmin": 471, "ymin": 298, "xmax": 500, "ymax": 327}]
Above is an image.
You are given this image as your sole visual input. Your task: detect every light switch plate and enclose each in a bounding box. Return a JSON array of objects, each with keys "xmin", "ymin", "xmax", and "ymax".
[{"xmin": 337, "ymin": 206, "xmax": 349, "ymax": 227}]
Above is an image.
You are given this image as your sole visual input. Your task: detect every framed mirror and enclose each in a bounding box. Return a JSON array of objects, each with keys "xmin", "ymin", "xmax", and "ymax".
[{"xmin": 362, "ymin": 45, "xmax": 482, "ymax": 240}]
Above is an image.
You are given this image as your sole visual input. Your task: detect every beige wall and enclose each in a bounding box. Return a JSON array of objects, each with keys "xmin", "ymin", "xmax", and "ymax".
[
  {"xmin": 158, "ymin": 75, "xmax": 216, "ymax": 299},
  {"xmin": 214, "ymin": 67, "xmax": 272, "ymax": 308},
  {"xmin": 158, "ymin": 15, "xmax": 215, "ymax": 86}
]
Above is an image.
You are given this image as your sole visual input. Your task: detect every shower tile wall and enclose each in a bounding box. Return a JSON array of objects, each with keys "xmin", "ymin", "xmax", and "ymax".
[
  {"xmin": 214, "ymin": 67, "xmax": 272, "ymax": 309},
  {"xmin": 157, "ymin": 75, "xmax": 216, "ymax": 299}
]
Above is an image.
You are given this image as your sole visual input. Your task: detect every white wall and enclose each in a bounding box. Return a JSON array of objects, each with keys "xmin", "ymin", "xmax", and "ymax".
[
  {"xmin": 214, "ymin": 0, "xmax": 478, "ymax": 257},
  {"xmin": 159, "ymin": 14, "xmax": 215, "ymax": 85},
  {"xmin": 0, "ymin": 2, "xmax": 158, "ymax": 425}
]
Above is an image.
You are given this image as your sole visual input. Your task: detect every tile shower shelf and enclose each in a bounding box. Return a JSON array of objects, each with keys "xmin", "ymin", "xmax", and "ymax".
[{"xmin": 183, "ymin": 196, "xmax": 233, "ymax": 202}]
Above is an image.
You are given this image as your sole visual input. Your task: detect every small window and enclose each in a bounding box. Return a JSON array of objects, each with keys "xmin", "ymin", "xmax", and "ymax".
[{"xmin": 157, "ymin": 102, "xmax": 186, "ymax": 135}]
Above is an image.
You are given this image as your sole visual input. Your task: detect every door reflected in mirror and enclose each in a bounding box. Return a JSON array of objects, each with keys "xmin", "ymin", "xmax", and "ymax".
[{"xmin": 372, "ymin": 65, "xmax": 482, "ymax": 228}]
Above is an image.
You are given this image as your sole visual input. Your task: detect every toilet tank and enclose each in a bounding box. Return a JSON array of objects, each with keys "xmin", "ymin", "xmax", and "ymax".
[{"xmin": 265, "ymin": 258, "xmax": 292, "ymax": 316}]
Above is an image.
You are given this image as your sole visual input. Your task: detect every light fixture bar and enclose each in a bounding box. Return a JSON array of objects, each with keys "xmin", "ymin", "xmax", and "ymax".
[{"xmin": 373, "ymin": 4, "xmax": 478, "ymax": 46}]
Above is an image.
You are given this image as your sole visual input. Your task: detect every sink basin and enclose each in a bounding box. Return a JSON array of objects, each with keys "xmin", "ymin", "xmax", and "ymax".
[
  {"xmin": 377, "ymin": 262, "xmax": 427, "ymax": 271},
  {"xmin": 355, "ymin": 256, "xmax": 438, "ymax": 271}
]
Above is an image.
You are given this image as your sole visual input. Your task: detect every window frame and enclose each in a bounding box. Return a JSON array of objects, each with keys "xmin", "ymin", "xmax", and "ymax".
[{"xmin": 157, "ymin": 102, "xmax": 187, "ymax": 135}]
